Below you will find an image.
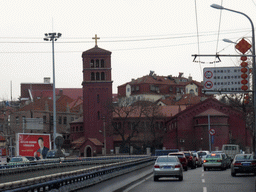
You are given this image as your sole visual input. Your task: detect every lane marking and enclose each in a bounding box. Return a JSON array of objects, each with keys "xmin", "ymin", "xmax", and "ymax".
[
  {"xmin": 123, "ymin": 174, "xmax": 153, "ymax": 192},
  {"xmin": 202, "ymin": 179, "xmax": 205, "ymax": 183},
  {"xmin": 202, "ymin": 173, "xmax": 204, "ymax": 177},
  {"xmin": 203, "ymin": 187, "xmax": 207, "ymax": 192}
]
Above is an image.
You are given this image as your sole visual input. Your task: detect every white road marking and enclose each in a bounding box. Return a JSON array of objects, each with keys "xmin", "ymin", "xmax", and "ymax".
[
  {"xmin": 203, "ymin": 187, "xmax": 207, "ymax": 192},
  {"xmin": 123, "ymin": 174, "xmax": 153, "ymax": 192},
  {"xmin": 202, "ymin": 179, "xmax": 205, "ymax": 183},
  {"xmin": 202, "ymin": 173, "xmax": 204, "ymax": 177}
]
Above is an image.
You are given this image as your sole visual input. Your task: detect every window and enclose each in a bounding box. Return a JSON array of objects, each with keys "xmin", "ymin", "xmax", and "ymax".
[
  {"xmin": 96, "ymin": 59, "xmax": 99, "ymax": 68},
  {"xmin": 63, "ymin": 117, "xmax": 67, "ymax": 124},
  {"xmin": 71, "ymin": 117, "xmax": 74, "ymax": 122},
  {"xmin": 90, "ymin": 60, "xmax": 94, "ymax": 68},
  {"xmin": 50, "ymin": 116, "xmax": 53, "ymax": 125},
  {"xmin": 43, "ymin": 116, "xmax": 47, "ymax": 124},
  {"xmin": 97, "ymin": 94, "xmax": 100, "ymax": 103},
  {"xmin": 101, "ymin": 72, "xmax": 105, "ymax": 80},
  {"xmin": 91, "ymin": 72, "xmax": 95, "ymax": 80},
  {"xmin": 80, "ymin": 126, "xmax": 84, "ymax": 132},
  {"xmin": 76, "ymin": 126, "xmax": 78, "ymax": 132},
  {"xmin": 101, "ymin": 59, "xmax": 104, "ymax": 68},
  {"xmin": 96, "ymin": 72, "xmax": 100, "ymax": 80},
  {"xmin": 58, "ymin": 116, "xmax": 62, "ymax": 124}
]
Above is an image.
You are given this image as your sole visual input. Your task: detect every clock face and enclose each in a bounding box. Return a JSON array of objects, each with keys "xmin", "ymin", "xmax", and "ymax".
[{"xmin": 55, "ymin": 136, "xmax": 64, "ymax": 146}]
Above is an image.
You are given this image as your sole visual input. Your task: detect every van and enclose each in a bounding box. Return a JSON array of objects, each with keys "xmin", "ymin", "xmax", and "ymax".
[{"xmin": 221, "ymin": 144, "xmax": 240, "ymax": 160}]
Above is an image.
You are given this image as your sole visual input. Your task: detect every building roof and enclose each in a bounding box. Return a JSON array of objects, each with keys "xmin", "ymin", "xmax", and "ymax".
[
  {"xmin": 88, "ymin": 138, "xmax": 103, "ymax": 146},
  {"xmin": 195, "ymin": 109, "xmax": 228, "ymax": 117},
  {"xmin": 82, "ymin": 45, "xmax": 111, "ymax": 55}
]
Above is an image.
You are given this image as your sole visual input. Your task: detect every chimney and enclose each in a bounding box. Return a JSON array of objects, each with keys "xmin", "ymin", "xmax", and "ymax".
[
  {"xmin": 44, "ymin": 77, "xmax": 50, "ymax": 84},
  {"xmin": 188, "ymin": 76, "xmax": 192, "ymax": 81},
  {"xmin": 178, "ymin": 72, "xmax": 183, "ymax": 78}
]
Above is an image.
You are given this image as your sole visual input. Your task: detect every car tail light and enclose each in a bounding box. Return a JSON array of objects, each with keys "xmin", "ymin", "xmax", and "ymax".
[
  {"xmin": 189, "ymin": 156, "xmax": 192, "ymax": 160},
  {"xmin": 217, "ymin": 160, "xmax": 222, "ymax": 162},
  {"xmin": 234, "ymin": 162, "xmax": 241, "ymax": 166},
  {"xmin": 154, "ymin": 165, "xmax": 160, "ymax": 168},
  {"xmin": 175, "ymin": 164, "xmax": 181, "ymax": 168},
  {"xmin": 203, "ymin": 160, "xmax": 208, "ymax": 163},
  {"xmin": 251, "ymin": 162, "xmax": 256, "ymax": 165}
]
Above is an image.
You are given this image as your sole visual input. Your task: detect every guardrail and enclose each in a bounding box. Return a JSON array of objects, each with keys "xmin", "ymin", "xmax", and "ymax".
[
  {"xmin": 0, "ymin": 156, "xmax": 155, "ymax": 192},
  {"xmin": 0, "ymin": 155, "xmax": 149, "ymax": 175}
]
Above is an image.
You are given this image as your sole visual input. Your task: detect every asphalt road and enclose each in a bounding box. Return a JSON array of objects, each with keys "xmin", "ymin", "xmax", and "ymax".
[{"xmin": 124, "ymin": 167, "xmax": 255, "ymax": 192}]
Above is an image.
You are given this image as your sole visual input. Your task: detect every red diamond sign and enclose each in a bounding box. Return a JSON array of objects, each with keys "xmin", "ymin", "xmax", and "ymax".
[{"xmin": 235, "ymin": 38, "xmax": 251, "ymax": 54}]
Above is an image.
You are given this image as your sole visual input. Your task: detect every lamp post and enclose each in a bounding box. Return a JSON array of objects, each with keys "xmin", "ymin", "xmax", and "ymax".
[
  {"xmin": 211, "ymin": 4, "xmax": 256, "ymax": 154},
  {"xmin": 44, "ymin": 33, "xmax": 61, "ymax": 150}
]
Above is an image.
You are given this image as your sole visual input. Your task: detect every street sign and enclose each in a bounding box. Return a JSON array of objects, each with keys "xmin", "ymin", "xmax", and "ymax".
[
  {"xmin": 209, "ymin": 128, "xmax": 216, "ymax": 136},
  {"xmin": 203, "ymin": 67, "xmax": 251, "ymax": 94}
]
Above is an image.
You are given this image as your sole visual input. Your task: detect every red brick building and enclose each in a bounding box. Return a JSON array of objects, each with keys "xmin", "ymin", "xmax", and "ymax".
[{"xmin": 164, "ymin": 98, "xmax": 251, "ymax": 152}]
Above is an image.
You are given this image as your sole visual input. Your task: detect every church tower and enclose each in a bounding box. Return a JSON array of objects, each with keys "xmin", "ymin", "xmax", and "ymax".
[{"xmin": 82, "ymin": 35, "xmax": 113, "ymax": 155}]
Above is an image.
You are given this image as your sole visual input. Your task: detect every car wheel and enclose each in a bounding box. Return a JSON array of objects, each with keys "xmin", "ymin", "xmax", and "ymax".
[
  {"xmin": 204, "ymin": 167, "xmax": 207, "ymax": 171},
  {"xmin": 179, "ymin": 175, "xmax": 183, "ymax": 181},
  {"xmin": 231, "ymin": 172, "xmax": 236, "ymax": 177},
  {"xmin": 154, "ymin": 176, "xmax": 159, "ymax": 181},
  {"xmin": 184, "ymin": 166, "xmax": 188, "ymax": 171}
]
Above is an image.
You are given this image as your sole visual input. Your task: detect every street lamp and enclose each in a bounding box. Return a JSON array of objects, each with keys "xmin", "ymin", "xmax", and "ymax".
[
  {"xmin": 44, "ymin": 33, "xmax": 62, "ymax": 150},
  {"xmin": 211, "ymin": 4, "xmax": 256, "ymax": 154}
]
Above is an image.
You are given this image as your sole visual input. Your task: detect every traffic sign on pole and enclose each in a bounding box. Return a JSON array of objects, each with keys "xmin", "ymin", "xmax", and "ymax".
[{"xmin": 209, "ymin": 128, "xmax": 216, "ymax": 136}]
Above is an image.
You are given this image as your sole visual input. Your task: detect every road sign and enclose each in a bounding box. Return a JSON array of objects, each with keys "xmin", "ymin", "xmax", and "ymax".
[
  {"xmin": 204, "ymin": 81, "xmax": 213, "ymax": 89},
  {"xmin": 204, "ymin": 71, "xmax": 213, "ymax": 79},
  {"xmin": 209, "ymin": 128, "xmax": 216, "ymax": 136}
]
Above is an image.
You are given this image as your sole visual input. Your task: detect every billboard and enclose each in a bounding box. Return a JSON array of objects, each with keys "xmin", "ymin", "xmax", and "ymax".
[
  {"xmin": 16, "ymin": 133, "xmax": 51, "ymax": 159},
  {"xmin": 25, "ymin": 118, "xmax": 43, "ymax": 130},
  {"xmin": 203, "ymin": 67, "xmax": 250, "ymax": 94}
]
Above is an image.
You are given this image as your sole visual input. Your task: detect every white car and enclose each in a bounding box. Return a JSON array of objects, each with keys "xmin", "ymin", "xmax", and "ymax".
[{"xmin": 153, "ymin": 156, "xmax": 183, "ymax": 181}]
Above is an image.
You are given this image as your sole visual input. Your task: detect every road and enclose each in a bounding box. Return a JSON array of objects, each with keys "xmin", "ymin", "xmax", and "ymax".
[{"xmin": 123, "ymin": 167, "xmax": 255, "ymax": 192}]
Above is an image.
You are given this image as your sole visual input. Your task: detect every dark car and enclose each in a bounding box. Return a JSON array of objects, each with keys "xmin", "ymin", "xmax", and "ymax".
[
  {"xmin": 183, "ymin": 151, "xmax": 196, "ymax": 169},
  {"xmin": 168, "ymin": 152, "xmax": 188, "ymax": 171},
  {"xmin": 192, "ymin": 152, "xmax": 202, "ymax": 167},
  {"xmin": 231, "ymin": 154, "xmax": 256, "ymax": 176}
]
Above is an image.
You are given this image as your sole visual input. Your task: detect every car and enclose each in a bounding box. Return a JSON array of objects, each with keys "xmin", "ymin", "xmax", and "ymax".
[
  {"xmin": 192, "ymin": 152, "xmax": 202, "ymax": 167},
  {"xmin": 203, "ymin": 153, "xmax": 228, "ymax": 171},
  {"xmin": 197, "ymin": 151, "xmax": 210, "ymax": 163},
  {"xmin": 231, "ymin": 154, "xmax": 256, "ymax": 176},
  {"xmin": 46, "ymin": 150, "xmax": 65, "ymax": 161},
  {"xmin": 168, "ymin": 152, "xmax": 188, "ymax": 171},
  {"xmin": 153, "ymin": 156, "xmax": 183, "ymax": 181},
  {"xmin": 183, "ymin": 151, "xmax": 196, "ymax": 169},
  {"xmin": 8, "ymin": 156, "xmax": 30, "ymax": 166}
]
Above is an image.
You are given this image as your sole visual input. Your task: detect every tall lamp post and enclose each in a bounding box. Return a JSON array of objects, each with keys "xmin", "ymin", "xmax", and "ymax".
[
  {"xmin": 211, "ymin": 4, "xmax": 256, "ymax": 154},
  {"xmin": 44, "ymin": 33, "xmax": 62, "ymax": 150}
]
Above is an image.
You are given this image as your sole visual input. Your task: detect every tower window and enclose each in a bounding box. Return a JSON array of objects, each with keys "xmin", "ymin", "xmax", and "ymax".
[
  {"xmin": 91, "ymin": 72, "xmax": 95, "ymax": 80},
  {"xmin": 96, "ymin": 72, "xmax": 100, "ymax": 80},
  {"xmin": 96, "ymin": 59, "xmax": 99, "ymax": 68},
  {"xmin": 101, "ymin": 59, "xmax": 104, "ymax": 68},
  {"xmin": 90, "ymin": 60, "xmax": 94, "ymax": 68},
  {"xmin": 101, "ymin": 72, "xmax": 105, "ymax": 80},
  {"xmin": 97, "ymin": 111, "xmax": 100, "ymax": 120},
  {"xmin": 97, "ymin": 94, "xmax": 100, "ymax": 103}
]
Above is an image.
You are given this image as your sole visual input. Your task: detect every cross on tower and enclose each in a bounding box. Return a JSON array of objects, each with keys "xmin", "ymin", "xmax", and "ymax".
[{"xmin": 92, "ymin": 34, "xmax": 100, "ymax": 46}]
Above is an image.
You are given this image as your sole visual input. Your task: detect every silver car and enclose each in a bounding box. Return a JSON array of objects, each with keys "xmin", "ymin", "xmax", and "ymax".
[{"xmin": 153, "ymin": 156, "xmax": 183, "ymax": 181}]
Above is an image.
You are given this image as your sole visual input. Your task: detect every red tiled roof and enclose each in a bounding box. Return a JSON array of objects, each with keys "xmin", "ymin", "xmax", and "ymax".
[
  {"xmin": 195, "ymin": 109, "xmax": 228, "ymax": 117},
  {"xmin": 82, "ymin": 46, "xmax": 111, "ymax": 55},
  {"xmin": 88, "ymin": 138, "xmax": 103, "ymax": 146}
]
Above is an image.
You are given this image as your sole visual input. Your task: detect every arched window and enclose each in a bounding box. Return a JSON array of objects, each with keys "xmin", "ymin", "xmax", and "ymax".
[
  {"xmin": 96, "ymin": 72, "xmax": 100, "ymax": 80},
  {"xmin": 90, "ymin": 60, "xmax": 94, "ymax": 68},
  {"xmin": 91, "ymin": 72, "xmax": 95, "ymax": 80},
  {"xmin": 101, "ymin": 59, "xmax": 105, "ymax": 68},
  {"xmin": 96, "ymin": 59, "xmax": 99, "ymax": 68},
  {"xmin": 101, "ymin": 72, "xmax": 105, "ymax": 80}
]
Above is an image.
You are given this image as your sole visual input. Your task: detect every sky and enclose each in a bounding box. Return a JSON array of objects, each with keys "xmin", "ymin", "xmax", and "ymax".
[{"xmin": 1, "ymin": 0, "xmax": 256, "ymax": 101}]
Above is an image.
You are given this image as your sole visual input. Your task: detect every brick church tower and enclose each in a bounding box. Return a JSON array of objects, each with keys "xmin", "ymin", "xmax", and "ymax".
[{"xmin": 81, "ymin": 35, "xmax": 113, "ymax": 156}]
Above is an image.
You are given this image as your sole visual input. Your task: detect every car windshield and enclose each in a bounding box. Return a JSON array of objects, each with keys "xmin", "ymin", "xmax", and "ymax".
[
  {"xmin": 169, "ymin": 154, "xmax": 183, "ymax": 158},
  {"xmin": 198, "ymin": 152, "xmax": 207, "ymax": 156},
  {"xmin": 206, "ymin": 154, "xmax": 221, "ymax": 159},
  {"xmin": 157, "ymin": 157, "xmax": 178, "ymax": 162},
  {"xmin": 10, "ymin": 158, "xmax": 22, "ymax": 162},
  {"xmin": 235, "ymin": 155, "xmax": 253, "ymax": 160}
]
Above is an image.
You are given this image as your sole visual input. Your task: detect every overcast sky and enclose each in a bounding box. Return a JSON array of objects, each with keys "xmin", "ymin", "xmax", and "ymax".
[{"xmin": 1, "ymin": 0, "xmax": 256, "ymax": 101}]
